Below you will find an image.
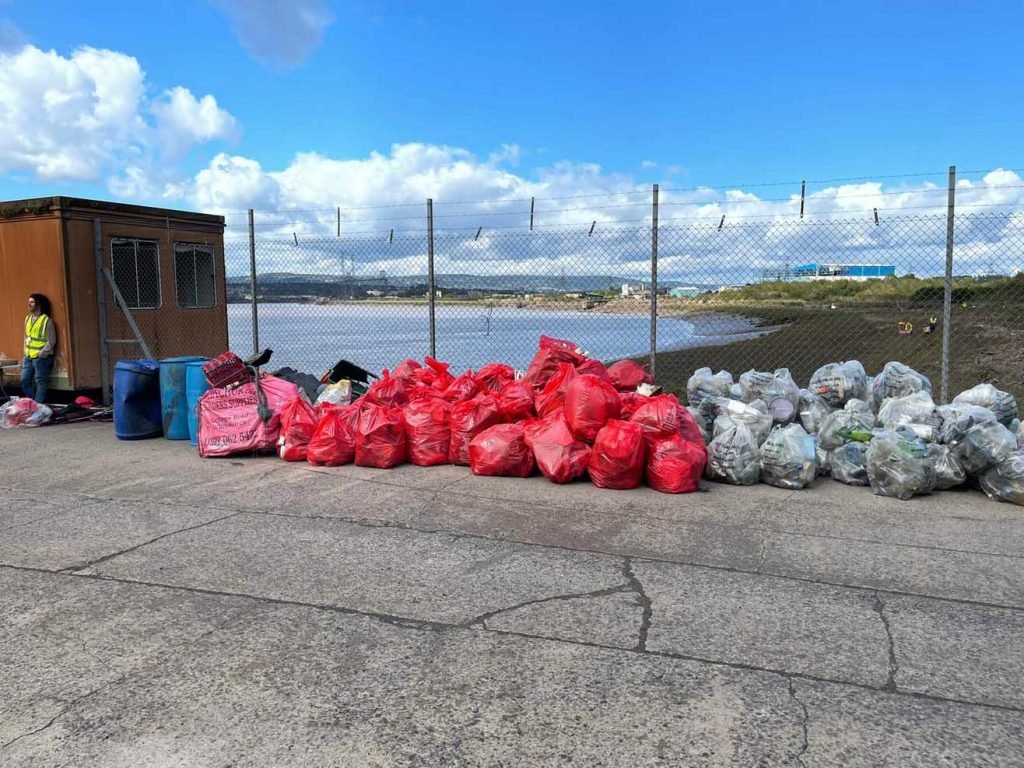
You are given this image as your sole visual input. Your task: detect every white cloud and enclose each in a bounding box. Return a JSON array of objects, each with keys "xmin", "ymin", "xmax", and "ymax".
[
  {"xmin": 0, "ymin": 44, "xmax": 236, "ymax": 192},
  {"xmin": 182, "ymin": 145, "xmax": 1024, "ymax": 283},
  {"xmin": 212, "ymin": 0, "xmax": 332, "ymax": 69},
  {"xmin": 641, "ymin": 160, "xmax": 657, "ymax": 169},
  {"xmin": 150, "ymin": 86, "xmax": 237, "ymax": 154}
]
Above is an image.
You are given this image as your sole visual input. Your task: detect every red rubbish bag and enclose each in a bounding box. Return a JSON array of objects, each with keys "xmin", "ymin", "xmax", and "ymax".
[
  {"xmin": 306, "ymin": 407, "xmax": 357, "ymax": 466},
  {"xmin": 575, "ymin": 358, "xmax": 611, "ymax": 383},
  {"xmin": 363, "ymin": 372, "xmax": 409, "ymax": 408},
  {"xmin": 588, "ymin": 420, "xmax": 647, "ymax": 490},
  {"xmin": 531, "ymin": 415, "xmax": 592, "ymax": 484},
  {"xmin": 497, "ymin": 381, "xmax": 535, "ymax": 423},
  {"xmin": 423, "ymin": 356, "xmax": 454, "ymax": 391},
  {"xmin": 535, "ymin": 362, "xmax": 576, "ymax": 417},
  {"xmin": 443, "ymin": 371, "xmax": 481, "ymax": 403},
  {"xmin": 277, "ymin": 396, "xmax": 318, "ymax": 461},
  {"xmin": 618, "ymin": 392, "xmax": 646, "ymax": 420},
  {"xmin": 469, "ymin": 423, "xmax": 535, "ymax": 477},
  {"xmin": 564, "ymin": 374, "xmax": 622, "ymax": 443},
  {"xmin": 630, "ymin": 394, "xmax": 704, "ymax": 447},
  {"xmin": 449, "ymin": 395, "xmax": 501, "ymax": 465},
  {"xmin": 392, "ymin": 359, "xmax": 422, "ymax": 382},
  {"xmin": 522, "ymin": 336, "xmax": 585, "ymax": 392},
  {"xmin": 403, "ymin": 395, "xmax": 451, "ymax": 466},
  {"xmin": 475, "ymin": 363, "xmax": 515, "ymax": 393},
  {"xmin": 355, "ymin": 405, "xmax": 406, "ymax": 468},
  {"xmin": 646, "ymin": 435, "xmax": 707, "ymax": 494},
  {"xmin": 607, "ymin": 360, "xmax": 653, "ymax": 392}
]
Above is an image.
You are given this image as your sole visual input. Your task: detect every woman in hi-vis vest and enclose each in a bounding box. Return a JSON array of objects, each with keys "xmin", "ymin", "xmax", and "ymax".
[{"xmin": 22, "ymin": 293, "xmax": 56, "ymax": 403}]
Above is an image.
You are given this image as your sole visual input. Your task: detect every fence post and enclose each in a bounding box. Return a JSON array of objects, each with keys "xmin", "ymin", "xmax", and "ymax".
[
  {"xmin": 941, "ymin": 166, "xmax": 956, "ymax": 403},
  {"xmin": 650, "ymin": 184, "xmax": 659, "ymax": 378},
  {"xmin": 248, "ymin": 209, "xmax": 260, "ymax": 355},
  {"xmin": 427, "ymin": 198, "xmax": 436, "ymax": 358}
]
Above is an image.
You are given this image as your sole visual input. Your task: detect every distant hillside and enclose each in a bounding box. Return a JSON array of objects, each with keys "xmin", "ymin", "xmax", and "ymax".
[{"xmin": 226, "ymin": 271, "xmax": 714, "ymax": 295}]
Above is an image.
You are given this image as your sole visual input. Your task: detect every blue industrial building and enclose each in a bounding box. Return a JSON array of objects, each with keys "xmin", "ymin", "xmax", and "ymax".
[{"xmin": 763, "ymin": 263, "xmax": 896, "ymax": 281}]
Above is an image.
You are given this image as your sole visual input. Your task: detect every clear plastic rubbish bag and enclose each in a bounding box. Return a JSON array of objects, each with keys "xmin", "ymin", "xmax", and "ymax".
[
  {"xmin": 829, "ymin": 442, "xmax": 870, "ymax": 486},
  {"xmin": 705, "ymin": 422, "xmax": 761, "ymax": 486},
  {"xmin": 865, "ymin": 428, "xmax": 936, "ymax": 500},
  {"xmin": 952, "ymin": 384, "xmax": 1019, "ymax": 427},
  {"xmin": 713, "ymin": 398, "xmax": 773, "ymax": 446},
  {"xmin": 818, "ymin": 400, "xmax": 876, "ymax": 450},
  {"xmin": 759, "ymin": 423, "xmax": 817, "ymax": 489},
  {"xmin": 687, "ymin": 407, "xmax": 711, "ymax": 444},
  {"xmin": 926, "ymin": 443, "xmax": 967, "ymax": 490},
  {"xmin": 935, "ymin": 403, "xmax": 997, "ymax": 446},
  {"xmin": 979, "ymin": 450, "xmax": 1024, "ymax": 506},
  {"xmin": 798, "ymin": 388, "xmax": 834, "ymax": 435},
  {"xmin": 687, "ymin": 367, "xmax": 734, "ymax": 409},
  {"xmin": 951, "ymin": 421, "xmax": 1018, "ymax": 476},
  {"xmin": 738, "ymin": 368, "xmax": 800, "ymax": 423},
  {"xmin": 877, "ymin": 391, "xmax": 940, "ymax": 440},
  {"xmin": 816, "ymin": 444, "xmax": 832, "ymax": 477},
  {"xmin": 808, "ymin": 360, "xmax": 869, "ymax": 407},
  {"xmin": 871, "ymin": 362, "xmax": 932, "ymax": 411}
]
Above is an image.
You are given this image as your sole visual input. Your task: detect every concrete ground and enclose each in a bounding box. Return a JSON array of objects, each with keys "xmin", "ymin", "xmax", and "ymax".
[{"xmin": 1, "ymin": 423, "xmax": 1023, "ymax": 767}]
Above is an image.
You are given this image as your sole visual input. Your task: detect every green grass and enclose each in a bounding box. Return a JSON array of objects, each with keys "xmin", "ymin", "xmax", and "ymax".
[{"xmin": 646, "ymin": 294, "xmax": 1024, "ymax": 406}]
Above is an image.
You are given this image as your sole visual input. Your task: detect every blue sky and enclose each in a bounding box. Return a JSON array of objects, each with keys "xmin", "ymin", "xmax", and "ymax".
[{"xmin": 0, "ymin": 0, "xmax": 1022, "ymax": 234}]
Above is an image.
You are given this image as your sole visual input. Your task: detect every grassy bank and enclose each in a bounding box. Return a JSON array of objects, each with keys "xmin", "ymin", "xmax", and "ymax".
[{"xmin": 646, "ymin": 282, "xmax": 1024, "ymax": 404}]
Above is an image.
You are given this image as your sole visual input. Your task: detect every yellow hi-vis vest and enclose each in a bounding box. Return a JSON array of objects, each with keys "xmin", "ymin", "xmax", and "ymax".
[{"xmin": 24, "ymin": 314, "xmax": 49, "ymax": 358}]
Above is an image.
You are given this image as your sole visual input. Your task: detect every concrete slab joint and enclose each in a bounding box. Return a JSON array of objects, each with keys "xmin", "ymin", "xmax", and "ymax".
[
  {"xmin": 787, "ymin": 677, "xmax": 810, "ymax": 767},
  {"xmin": 873, "ymin": 590, "xmax": 901, "ymax": 692}
]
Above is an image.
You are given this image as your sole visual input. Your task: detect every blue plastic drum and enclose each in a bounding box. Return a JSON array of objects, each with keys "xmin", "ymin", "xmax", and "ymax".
[
  {"xmin": 113, "ymin": 359, "xmax": 162, "ymax": 440},
  {"xmin": 159, "ymin": 356, "xmax": 207, "ymax": 440},
  {"xmin": 185, "ymin": 360, "xmax": 211, "ymax": 446}
]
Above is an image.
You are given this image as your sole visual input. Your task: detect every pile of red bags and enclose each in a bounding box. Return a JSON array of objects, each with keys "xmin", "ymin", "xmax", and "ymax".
[{"xmin": 235, "ymin": 336, "xmax": 705, "ymax": 494}]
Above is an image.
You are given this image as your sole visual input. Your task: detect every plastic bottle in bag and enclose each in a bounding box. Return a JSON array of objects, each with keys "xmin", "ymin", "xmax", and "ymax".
[
  {"xmin": 865, "ymin": 428, "xmax": 936, "ymax": 500},
  {"xmin": 951, "ymin": 421, "xmax": 1018, "ymax": 476},
  {"xmin": 705, "ymin": 422, "xmax": 761, "ymax": 486},
  {"xmin": 979, "ymin": 450, "xmax": 1024, "ymax": 505},
  {"xmin": 926, "ymin": 443, "xmax": 967, "ymax": 490},
  {"xmin": 808, "ymin": 360, "xmax": 869, "ymax": 407},
  {"xmin": 829, "ymin": 441, "xmax": 870, "ymax": 486},
  {"xmin": 818, "ymin": 400, "xmax": 876, "ymax": 450},
  {"xmin": 935, "ymin": 403, "xmax": 997, "ymax": 446},
  {"xmin": 952, "ymin": 384, "xmax": 1019, "ymax": 427},
  {"xmin": 870, "ymin": 362, "xmax": 932, "ymax": 411},
  {"xmin": 759, "ymin": 424, "xmax": 817, "ymax": 489},
  {"xmin": 686, "ymin": 367, "xmax": 734, "ymax": 408},
  {"xmin": 798, "ymin": 389, "xmax": 834, "ymax": 435},
  {"xmin": 713, "ymin": 399, "xmax": 773, "ymax": 446},
  {"xmin": 877, "ymin": 391, "xmax": 940, "ymax": 437}
]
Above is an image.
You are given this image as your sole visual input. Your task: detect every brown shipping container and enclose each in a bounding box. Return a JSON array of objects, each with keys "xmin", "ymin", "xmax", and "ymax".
[{"xmin": 0, "ymin": 197, "xmax": 227, "ymax": 394}]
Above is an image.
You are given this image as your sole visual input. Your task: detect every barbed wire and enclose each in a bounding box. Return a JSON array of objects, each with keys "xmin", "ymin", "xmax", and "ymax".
[
  {"xmin": 213, "ymin": 168, "xmax": 1023, "ymax": 218},
  {"xmin": 220, "ymin": 183, "xmax": 1024, "ymax": 228}
]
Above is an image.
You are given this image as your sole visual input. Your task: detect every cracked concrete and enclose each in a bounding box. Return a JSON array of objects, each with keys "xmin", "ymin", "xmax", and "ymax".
[
  {"xmin": 872, "ymin": 591, "xmax": 900, "ymax": 692},
  {"xmin": 3, "ymin": 423, "xmax": 1024, "ymax": 764}
]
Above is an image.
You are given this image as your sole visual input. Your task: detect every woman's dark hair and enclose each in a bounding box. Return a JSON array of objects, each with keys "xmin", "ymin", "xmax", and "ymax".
[{"xmin": 29, "ymin": 293, "xmax": 52, "ymax": 317}]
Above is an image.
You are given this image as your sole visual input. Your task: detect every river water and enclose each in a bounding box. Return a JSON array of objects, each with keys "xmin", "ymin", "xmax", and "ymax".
[{"xmin": 227, "ymin": 303, "xmax": 751, "ymax": 375}]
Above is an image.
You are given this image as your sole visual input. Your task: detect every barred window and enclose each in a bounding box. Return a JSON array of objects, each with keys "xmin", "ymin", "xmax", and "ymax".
[
  {"xmin": 111, "ymin": 238, "xmax": 161, "ymax": 309},
  {"xmin": 174, "ymin": 243, "xmax": 217, "ymax": 308}
]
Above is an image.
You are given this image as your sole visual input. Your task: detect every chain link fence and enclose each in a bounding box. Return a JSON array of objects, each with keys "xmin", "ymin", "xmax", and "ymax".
[{"xmin": 224, "ymin": 194, "xmax": 1024, "ymax": 405}]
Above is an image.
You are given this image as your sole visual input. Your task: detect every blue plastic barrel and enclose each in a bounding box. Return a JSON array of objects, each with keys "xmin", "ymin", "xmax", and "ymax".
[
  {"xmin": 185, "ymin": 360, "xmax": 211, "ymax": 446},
  {"xmin": 160, "ymin": 356, "xmax": 207, "ymax": 440},
  {"xmin": 114, "ymin": 359, "xmax": 162, "ymax": 440}
]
